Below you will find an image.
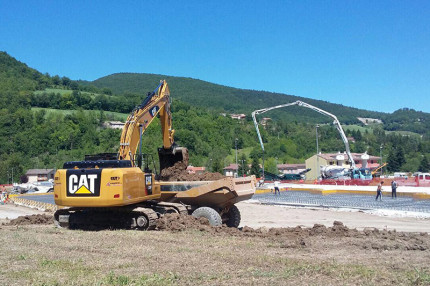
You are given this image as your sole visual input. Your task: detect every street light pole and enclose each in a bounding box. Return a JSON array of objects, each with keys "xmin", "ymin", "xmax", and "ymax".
[
  {"xmin": 241, "ymin": 159, "xmax": 245, "ymax": 177},
  {"xmin": 380, "ymin": 144, "xmax": 383, "ymax": 177},
  {"xmin": 235, "ymin": 138, "xmax": 238, "ymax": 166},
  {"xmin": 316, "ymin": 125, "xmax": 319, "ymax": 180}
]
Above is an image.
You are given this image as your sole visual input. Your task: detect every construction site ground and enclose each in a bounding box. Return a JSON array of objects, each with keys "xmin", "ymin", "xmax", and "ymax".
[{"xmin": 1, "ymin": 196, "xmax": 430, "ymax": 285}]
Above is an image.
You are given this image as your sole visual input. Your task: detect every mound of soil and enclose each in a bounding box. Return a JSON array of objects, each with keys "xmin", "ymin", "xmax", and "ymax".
[
  {"xmin": 4, "ymin": 212, "xmax": 429, "ymax": 251},
  {"xmin": 5, "ymin": 214, "xmax": 54, "ymax": 226},
  {"xmin": 155, "ymin": 214, "xmax": 430, "ymax": 250},
  {"xmin": 160, "ymin": 161, "xmax": 225, "ymax": 181},
  {"xmin": 156, "ymin": 213, "xmax": 211, "ymax": 231}
]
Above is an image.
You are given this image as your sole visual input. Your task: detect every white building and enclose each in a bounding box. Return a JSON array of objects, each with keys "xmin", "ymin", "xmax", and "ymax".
[
  {"xmin": 223, "ymin": 164, "xmax": 239, "ymax": 177},
  {"xmin": 104, "ymin": 121, "xmax": 125, "ymax": 129},
  {"xmin": 25, "ymin": 169, "xmax": 55, "ymax": 183}
]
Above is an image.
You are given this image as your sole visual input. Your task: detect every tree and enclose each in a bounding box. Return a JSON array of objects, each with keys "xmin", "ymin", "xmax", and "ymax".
[
  {"xmin": 238, "ymin": 154, "xmax": 249, "ymax": 176},
  {"xmin": 387, "ymin": 149, "xmax": 398, "ymax": 172},
  {"xmin": 70, "ymin": 81, "xmax": 79, "ymax": 90},
  {"xmin": 250, "ymin": 156, "xmax": 260, "ymax": 177},
  {"xmin": 265, "ymin": 157, "xmax": 278, "ymax": 174},
  {"xmin": 419, "ymin": 156, "xmax": 429, "ymax": 172},
  {"xmin": 61, "ymin": 76, "xmax": 71, "ymax": 87},
  {"xmin": 212, "ymin": 157, "xmax": 224, "ymax": 174},
  {"xmin": 52, "ymin": 75, "xmax": 61, "ymax": 85},
  {"xmin": 20, "ymin": 175, "xmax": 28, "ymax": 183},
  {"xmin": 102, "ymin": 88, "xmax": 112, "ymax": 95},
  {"xmin": 395, "ymin": 147, "xmax": 406, "ymax": 170}
]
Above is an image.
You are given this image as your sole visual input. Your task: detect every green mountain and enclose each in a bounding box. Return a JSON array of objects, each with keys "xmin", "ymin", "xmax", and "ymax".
[{"xmin": 87, "ymin": 73, "xmax": 384, "ymax": 125}]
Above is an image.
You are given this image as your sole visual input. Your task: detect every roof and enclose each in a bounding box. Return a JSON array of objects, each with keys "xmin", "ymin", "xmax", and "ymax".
[
  {"xmin": 317, "ymin": 153, "xmax": 380, "ymax": 161},
  {"xmin": 277, "ymin": 164, "xmax": 306, "ymax": 170},
  {"xmin": 223, "ymin": 164, "xmax": 239, "ymax": 171},
  {"xmin": 25, "ymin": 169, "xmax": 54, "ymax": 175}
]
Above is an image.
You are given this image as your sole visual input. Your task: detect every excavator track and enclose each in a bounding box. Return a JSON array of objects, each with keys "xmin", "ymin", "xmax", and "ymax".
[
  {"xmin": 54, "ymin": 201, "xmax": 189, "ymax": 230},
  {"xmin": 155, "ymin": 201, "xmax": 189, "ymax": 215},
  {"xmin": 130, "ymin": 207, "xmax": 158, "ymax": 230}
]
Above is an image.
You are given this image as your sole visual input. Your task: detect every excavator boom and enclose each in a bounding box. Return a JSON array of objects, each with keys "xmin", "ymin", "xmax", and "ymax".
[{"xmin": 118, "ymin": 80, "xmax": 188, "ymax": 170}]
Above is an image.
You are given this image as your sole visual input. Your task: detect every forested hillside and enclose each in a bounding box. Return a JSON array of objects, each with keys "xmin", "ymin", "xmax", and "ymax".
[
  {"xmin": 85, "ymin": 73, "xmax": 384, "ymax": 125},
  {"xmin": 0, "ymin": 51, "xmax": 429, "ymax": 184}
]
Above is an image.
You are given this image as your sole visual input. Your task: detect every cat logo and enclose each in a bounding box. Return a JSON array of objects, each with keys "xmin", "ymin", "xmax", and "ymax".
[
  {"xmin": 69, "ymin": 174, "xmax": 97, "ymax": 194},
  {"xmin": 66, "ymin": 169, "xmax": 101, "ymax": 197}
]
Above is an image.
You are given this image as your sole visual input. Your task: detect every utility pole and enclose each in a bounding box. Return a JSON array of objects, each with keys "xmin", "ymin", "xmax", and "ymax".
[
  {"xmin": 235, "ymin": 138, "xmax": 238, "ymax": 166},
  {"xmin": 380, "ymin": 144, "xmax": 383, "ymax": 177},
  {"xmin": 316, "ymin": 125, "xmax": 319, "ymax": 180}
]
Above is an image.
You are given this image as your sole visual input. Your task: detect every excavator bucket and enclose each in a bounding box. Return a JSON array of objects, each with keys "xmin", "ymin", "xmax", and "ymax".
[{"xmin": 158, "ymin": 145, "xmax": 189, "ymax": 173}]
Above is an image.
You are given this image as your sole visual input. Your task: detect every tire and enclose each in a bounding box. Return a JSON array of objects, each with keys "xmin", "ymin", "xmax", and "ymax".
[
  {"xmin": 192, "ymin": 207, "xmax": 222, "ymax": 226},
  {"xmin": 225, "ymin": 205, "xmax": 241, "ymax": 228}
]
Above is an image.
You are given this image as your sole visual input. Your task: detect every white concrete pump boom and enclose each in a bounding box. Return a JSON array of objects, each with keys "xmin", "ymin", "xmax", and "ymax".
[{"xmin": 251, "ymin": 100, "xmax": 356, "ymax": 169}]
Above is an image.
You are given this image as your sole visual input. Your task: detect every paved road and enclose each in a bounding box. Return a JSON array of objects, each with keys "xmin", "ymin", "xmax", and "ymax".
[
  {"xmin": 19, "ymin": 191, "xmax": 430, "ymax": 214},
  {"xmin": 20, "ymin": 194, "xmax": 55, "ymax": 204}
]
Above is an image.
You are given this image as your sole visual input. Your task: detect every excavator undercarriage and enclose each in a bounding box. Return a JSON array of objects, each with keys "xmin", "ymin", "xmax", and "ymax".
[{"xmin": 54, "ymin": 201, "xmax": 188, "ymax": 230}]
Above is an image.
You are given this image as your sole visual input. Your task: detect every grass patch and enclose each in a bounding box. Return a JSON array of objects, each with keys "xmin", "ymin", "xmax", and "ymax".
[
  {"xmin": 1, "ymin": 225, "xmax": 430, "ymax": 285},
  {"xmin": 103, "ymin": 271, "xmax": 179, "ymax": 286},
  {"xmin": 406, "ymin": 268, "xmax": 430, "ymax": 285},
  {"xmin": 34, "ymin": 88, "xmax": 103, "ymax": 98},
  {"xmin": 31, "ymin": 107, "xmax": 129, "ymax": 121},
  {"xmin": 34, "ymin": 88, "xmax": 72, "ymax": 96}
]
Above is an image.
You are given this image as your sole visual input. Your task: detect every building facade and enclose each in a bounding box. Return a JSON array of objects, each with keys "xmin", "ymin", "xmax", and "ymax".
[
  {"xmin": 25, "ymin": 169, "xmax": 55, "ymax": 183},
  {"xmin": 223, "ymin": 164, "xmax": 239, "ymax": 177}
]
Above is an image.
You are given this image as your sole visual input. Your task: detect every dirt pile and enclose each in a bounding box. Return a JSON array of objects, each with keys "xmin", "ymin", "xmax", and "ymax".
[
  {"xmin": 4, "ymin": 213, "xmax": 429, "ymax": 252},
  {"xmin": 156, "ymin": 213, "xmax": 211, "ymax": 231},
  {"xmin": 4, "ymin": 214, "xmax": 54, "ymax": 226},
  {"xmin": 155, "ymin": 214, "xmax": 430, "ymax": 250},
  {"xmin": 159, "ymin": 161, "xmax": 225, "ymax": 181}
]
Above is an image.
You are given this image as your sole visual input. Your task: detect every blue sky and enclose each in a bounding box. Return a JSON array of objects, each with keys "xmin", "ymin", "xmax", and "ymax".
[{"xmin": 1, "ymin": 1, "xmax": 429, "ymax": 113}]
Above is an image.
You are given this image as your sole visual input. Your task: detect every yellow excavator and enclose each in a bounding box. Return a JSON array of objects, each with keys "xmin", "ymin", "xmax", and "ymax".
[
  {"xmin": 54, "ymin": 80, "xmax": 256, "ymax": 229},
  {"xmin": 371, "ymin": 162, "xmax": 388, "ymax": 176}
]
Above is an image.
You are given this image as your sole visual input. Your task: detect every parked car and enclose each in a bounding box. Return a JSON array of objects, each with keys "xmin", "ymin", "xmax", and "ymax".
[
  {"xmin": 31, "ymin": 181, "xmax": 54, "ymax": 193},
  {"xmin": 12, "ymin": 180, "xmax": 54, "ymax": 194}
]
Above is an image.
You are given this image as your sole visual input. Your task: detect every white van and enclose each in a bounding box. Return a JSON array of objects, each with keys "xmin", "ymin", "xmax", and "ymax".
[{"xmin": 393, "ymin": 172, "xmax": 408, "ymax": 179}]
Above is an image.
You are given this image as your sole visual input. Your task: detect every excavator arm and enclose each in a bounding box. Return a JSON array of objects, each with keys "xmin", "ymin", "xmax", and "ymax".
[
  {"xmin": 118, "ymin": 80, "xmax": 188, "ymax": 170},
  {"xmin": 371, "ymin": 162, "xmax": 387, "ymax": 175}
]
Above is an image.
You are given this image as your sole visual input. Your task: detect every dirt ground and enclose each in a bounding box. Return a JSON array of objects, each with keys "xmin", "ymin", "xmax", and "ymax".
[
  {"xmin": 236, "ymin": 201, "xmax": 430, "ymax": 233},
  {"xmin": 1, "ymin": 203, "xmax": 430, "ymax": 285}
]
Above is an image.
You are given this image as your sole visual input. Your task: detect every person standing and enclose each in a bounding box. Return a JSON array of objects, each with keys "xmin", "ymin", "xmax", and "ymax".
[
  {"xmin": 376, "ymin": 181, "xmax": 383, "ymax": 201},
  {"xmin": 274, "ymin": 180, "xmax": 280, "ymax": 195},
  {"xmin": 391, "ymin": 180, "xmax": 397, "ymax": 199}
]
